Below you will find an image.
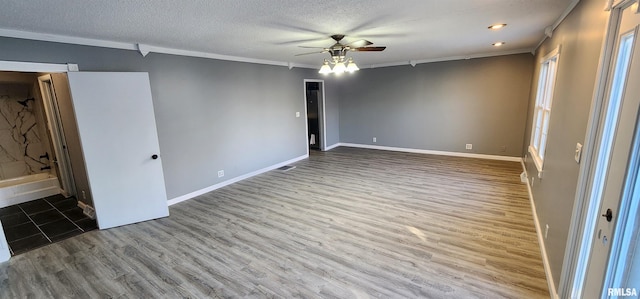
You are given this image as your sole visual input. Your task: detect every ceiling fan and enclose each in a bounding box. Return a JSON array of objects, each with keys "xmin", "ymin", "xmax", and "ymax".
[{"xmin": 296, "ymin": 34, "xmax": 386, "ymax": 74}]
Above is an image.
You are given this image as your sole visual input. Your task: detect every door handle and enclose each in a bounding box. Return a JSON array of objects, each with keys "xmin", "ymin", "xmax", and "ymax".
[
  {"xmin": 602, "ymin": 208, "xmax": 613, "ymax": 222},
  {"xmin": 151, "ymin": 154, "xmax": 159, "ymax": 160}
]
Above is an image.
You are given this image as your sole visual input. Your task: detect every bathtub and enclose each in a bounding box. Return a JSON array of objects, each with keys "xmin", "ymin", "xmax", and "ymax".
[{"xmin": 0, "ymin": 173, "xmax": 61, "ymax": 208}]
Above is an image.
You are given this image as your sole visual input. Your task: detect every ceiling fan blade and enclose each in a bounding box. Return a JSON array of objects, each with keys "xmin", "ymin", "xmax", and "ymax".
[
  {"xmin": 276, "ymin": 38, "xmax": 328, "ymax": 46},
  {"xmin": 346, "ymin": 39, "xmax": 373, "ymax": 48},
  {"xmin": 295, "ymin": 50, "xmax": 328, "ymax": 56},
  {"xmin": 298, "ymin": 45, "xmax": 327, "ymax": 49},
  {"xmin": 352, "ymin": 46, "xmax": 386, "ymax": 52}
]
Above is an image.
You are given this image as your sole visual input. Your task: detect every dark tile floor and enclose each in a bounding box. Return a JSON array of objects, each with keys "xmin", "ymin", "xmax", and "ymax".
[{"xmin": 0, "ymin": 194, "xmax": 98, "ymax": 255}]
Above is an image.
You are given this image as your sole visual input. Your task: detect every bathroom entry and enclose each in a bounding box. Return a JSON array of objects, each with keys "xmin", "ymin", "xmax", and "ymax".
[
  {"xmin": 305, "ymin": 80, "xmax": 325, "ymax": 151},
  {"xmin": 0, "ymin": 72, "xmax": 63, "ymax": 207}
]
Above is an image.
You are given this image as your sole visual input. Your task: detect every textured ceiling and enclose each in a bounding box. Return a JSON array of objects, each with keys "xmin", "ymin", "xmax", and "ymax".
[{"xmin": 0, "ymin": 0, "xmax": 573, "ymax": 68}]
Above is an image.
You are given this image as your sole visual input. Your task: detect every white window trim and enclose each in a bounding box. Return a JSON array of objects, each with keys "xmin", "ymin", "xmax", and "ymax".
[
  {"xmin": 529, "ymin": 45, "xmax": 562, "ymax": 173},
  {"xmin": 529, "ymin": 145, "xmax": 545, "ymax": 173}
]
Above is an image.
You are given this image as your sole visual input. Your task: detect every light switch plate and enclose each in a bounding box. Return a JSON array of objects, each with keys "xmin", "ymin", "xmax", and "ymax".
[
  {"xmin": 575, "ymin": 143, "xmax": 583, "ymax": 163},
  {"xmin": 296, "ymin": 112, "xmax": 300, "ymax": 118}
]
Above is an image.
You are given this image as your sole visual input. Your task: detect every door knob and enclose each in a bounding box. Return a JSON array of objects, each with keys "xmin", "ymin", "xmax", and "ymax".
[
  {"xmin": 151, "ymin": 154, "xmax": 158, "ymax": 160},
  {"xmin": 602, "ymin": 208, "xmax": 613, "ymax": 222}
]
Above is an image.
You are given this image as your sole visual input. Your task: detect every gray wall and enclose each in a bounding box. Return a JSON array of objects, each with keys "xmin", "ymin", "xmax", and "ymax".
[
  {"xmin": 522, "ymin": 0, "xmax": 608, "ymax": 288},
  {"xmin": 338, "ymin": 54, "xmax": 534, "ymax": 157},
  {"xmin": 0, "ymin": 37, "xmax": 316, "ymax": 199},
  {"xmin": 322, "ymin": 78, "xmax": 341, "ymax": 147}
]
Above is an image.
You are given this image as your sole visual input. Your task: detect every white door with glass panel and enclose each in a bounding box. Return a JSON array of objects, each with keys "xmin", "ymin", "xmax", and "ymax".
[{"xmin": 583, "ymin": 1, "xmax": 640, "ymax": 297}]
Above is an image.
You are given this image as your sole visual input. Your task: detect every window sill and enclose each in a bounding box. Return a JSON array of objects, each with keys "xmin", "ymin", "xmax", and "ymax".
[{"xmin": 528, "ymin": 145, "xmax": 544, "ymax": 178}]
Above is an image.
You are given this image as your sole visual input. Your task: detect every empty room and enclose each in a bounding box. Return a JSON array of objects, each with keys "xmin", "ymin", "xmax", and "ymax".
[{"xmin": 0, "ymin": 0, "xmax": 639, "ymax": 298}]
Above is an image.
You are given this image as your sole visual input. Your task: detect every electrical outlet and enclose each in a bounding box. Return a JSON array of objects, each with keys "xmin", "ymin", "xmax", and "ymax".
[
  {"xmin": 82, "ymin": 190, "xmax": 86, "ymax": 200},
  {"xmin": 373, "ymin": 137, "xmax": 377, "ymax": 143},
  {"xmin": 218, "ymin": 170, "xmax": 224, "ymax": 178},
  {"xmin": 296, "ymin": 112, "xmax": 300, "ymax": 118},
  {"xmin": 466, "ymin": 144, "xmax": 473, "ymax": 150},
  {"xmin": 500, "ymin": 145, "xmax": 507, "ymax": 152},
  {"xmin": 545, "ymin": 224, "xmax": 550, "ymax": 239}
]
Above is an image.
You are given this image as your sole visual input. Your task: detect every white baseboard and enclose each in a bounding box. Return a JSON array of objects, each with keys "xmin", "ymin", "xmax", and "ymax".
[
  {"xmin": 324, "ymin": 143, "xmax": 341, "ymax": 151},
  {"xmin": 338, "ymin": 143, "xmax": 522, "ymax": 162},
  {"xmin": 167, "ymin": 154, "xmax": 308, "ymax": 206},
  {"xmin": 521, "ymin": 161, "xmax": 559, "ymax": 299}
]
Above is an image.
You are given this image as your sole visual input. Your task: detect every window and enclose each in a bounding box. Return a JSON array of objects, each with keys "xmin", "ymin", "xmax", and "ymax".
[{"xmin": 530, "ymin": 47, "xmax": 560, "ymax": 172}]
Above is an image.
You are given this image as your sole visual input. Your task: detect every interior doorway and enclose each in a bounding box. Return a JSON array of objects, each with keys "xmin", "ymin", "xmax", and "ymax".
[
  {"xmin": 304, "ymin": 79, "xmax": 326, "ymax": 151},
  {"xmin": 0, "ymin": 69, "xmax": 97, "ymax": 256}
]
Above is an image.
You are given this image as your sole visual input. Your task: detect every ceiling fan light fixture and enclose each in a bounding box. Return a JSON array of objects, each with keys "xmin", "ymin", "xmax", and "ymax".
[
  {"xmin": 346, "ymin": 58, "xmax": 359, "ymax": 73},
  {"xmin": 333, "ymin": 62, "xmax": 347, "ymax": 74},
  {"xmin": 319, "ymin": 60, "xmax": 332, "ymax": 74}
]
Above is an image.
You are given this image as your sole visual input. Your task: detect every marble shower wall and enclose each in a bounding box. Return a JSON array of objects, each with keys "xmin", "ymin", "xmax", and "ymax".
[{"xmin": 0, "ymin": 83, "xmax": 49, "ymax": 180}]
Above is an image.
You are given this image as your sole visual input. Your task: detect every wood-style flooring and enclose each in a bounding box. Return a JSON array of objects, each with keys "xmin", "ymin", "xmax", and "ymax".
[{"xmin": 0, "ymin": 147, "xmax": 549, "ymax": 298}]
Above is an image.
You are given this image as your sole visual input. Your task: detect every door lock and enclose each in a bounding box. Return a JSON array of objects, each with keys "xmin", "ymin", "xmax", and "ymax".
[{"xmin": 602, "ymin": 208, "xmax": 613, "ymax": 222}]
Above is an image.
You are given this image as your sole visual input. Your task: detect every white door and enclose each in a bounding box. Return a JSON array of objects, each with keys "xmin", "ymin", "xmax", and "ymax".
[
  {"xmin": 67, "ymin": 72, "xmax": 169, "ymax": 229},
  {"xmin": 584, "ymin": 1, "xmax": 640, "ymax": 296}
]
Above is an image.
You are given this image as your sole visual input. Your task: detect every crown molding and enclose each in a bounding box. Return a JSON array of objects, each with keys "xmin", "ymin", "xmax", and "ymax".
[
  {"xmin": 363, "ymin": 48, "xmax": 534, "ymax": 69},
  {"xmin": 533, "ymin": 0, "xmax": 581, "ymax": 54},
  {"xmin": 0, "ymin": 27, "xmax": 535, "ymax": 72},
  {"xmin": 0, "ymin": 28, "xmax": 317, "ymax": 69}
]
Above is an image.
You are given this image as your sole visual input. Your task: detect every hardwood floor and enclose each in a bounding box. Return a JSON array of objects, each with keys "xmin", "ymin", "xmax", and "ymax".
[{"xmin": 0, "ymin": 147, "xmax": 549, "ymax": 298}]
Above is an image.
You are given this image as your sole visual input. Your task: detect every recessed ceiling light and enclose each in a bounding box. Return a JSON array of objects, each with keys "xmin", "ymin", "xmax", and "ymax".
[
  {"xmin": 488, "ymin": 24, "xmax": 507, "ymax": 30},
  {"xmin": 492, "ymin": 42, "xmax": 506, "ymax": 47}
]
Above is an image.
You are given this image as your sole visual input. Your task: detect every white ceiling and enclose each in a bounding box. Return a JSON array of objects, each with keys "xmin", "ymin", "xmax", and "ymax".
[{"xmin": 0, "ymin": 0, "xmax": 574, "ymax": 68}]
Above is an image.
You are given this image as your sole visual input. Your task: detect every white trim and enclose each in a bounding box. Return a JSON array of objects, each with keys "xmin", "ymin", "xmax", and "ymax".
[
  {"xmin": 0, "ymin": 28, "xmax": 316, "ymax": 69},
  {"xmin": 138, "ymin": 43, "xmax": 316, "ymax": 69},
  {"xmin": 540, "ymin": 45, "xmax": 562, "ymax": 63},
  {"xmin": 0, "ymin": 60, "xmax": 69, "ymax": 73},
  {"xmin": 167, "ymin": 154, "xmax": 308, "ymax": 206},
  {"xmin": 0, "ymin": 28, "xmax": 137, "ymax": 51},
  {"xmin": 38, "ymin": 74, "xmax": 77, "ymax": 197},
  {"xmin": 534, "ymin": 0, "xmax": 581, "ymax": 53},
  {"xmin": 321, "ymin": 82, "xmax": 327, "ymax": 151},
  {"xmin": 303, "ymin": 81, "xmax": 309, "ymax": 157},
  {"xmin": 0, "ymin": 27, "xmax": 535, "ymax": 71},
  {"xmin": 521, "ymin": 162, "xmax": 560, "ymax": 299},
  {"xmin": 338, "ymin": 143, "xmax": 522, "ymax": 162},
  {"xmin": 529, "ymin": 145, "xmax": 545, "ymax": 174},
  {"xmin": 365, "ymin": 48, "xmax": 534, "ymax": 69},
  {"xmin": 325, "ymin": 143, "xmax": 341, "ymax": 151}
]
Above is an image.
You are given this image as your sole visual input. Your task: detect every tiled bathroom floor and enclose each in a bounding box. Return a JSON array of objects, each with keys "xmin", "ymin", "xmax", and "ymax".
[{"xmin": 0, "ymin": 194, "xmax": 98, "ymax": 255}]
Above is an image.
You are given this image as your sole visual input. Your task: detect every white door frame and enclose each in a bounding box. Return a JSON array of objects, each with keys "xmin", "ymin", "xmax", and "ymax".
[
  {"xmin": 0, "ymin": 60, "xmax": 76, "ymax": 73},
  {"xmin": 38, "ymin": 74, "xmax": 77, "ymax": 197},
  {"xmin": 559, "ymin": 0, "xmax": 637, "ymax": 297},
  {"xmin": 303, "ymin": 79, "xmax": 327, "ymax": 154}
]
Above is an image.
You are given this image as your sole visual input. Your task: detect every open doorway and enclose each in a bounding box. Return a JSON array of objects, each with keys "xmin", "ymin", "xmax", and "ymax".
[
  {"xmin": 304, "ymin": 79, "xmax": 326, "ymax": 151},
  {"xmin": 0, "ymin": 70, "xmax": 97, "ymax": 256},
  {"xmin": 0, "ymin": 60, "xmax": 169, "ymax": 259}
]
